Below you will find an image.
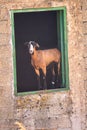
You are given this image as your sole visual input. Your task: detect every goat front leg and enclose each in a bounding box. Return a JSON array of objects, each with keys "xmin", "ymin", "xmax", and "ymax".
[
  {"xmin": 42, "ymin": 67, "xmax": 47, "ymax": 90},
  {"xmin": 35, "ymin": 69, "xmax": 41, "ymax": 90}
]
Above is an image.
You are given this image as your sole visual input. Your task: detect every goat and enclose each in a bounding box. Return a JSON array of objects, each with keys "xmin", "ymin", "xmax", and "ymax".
[{"xmin": 26, "ymin": 41, "xmax": 61, "ymax": 90}]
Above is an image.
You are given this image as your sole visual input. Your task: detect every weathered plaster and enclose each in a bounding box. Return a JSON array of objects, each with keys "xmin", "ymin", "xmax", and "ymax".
[{"xmin": 0, "ymin": 0, "xmax": 86, "ymax": 130}]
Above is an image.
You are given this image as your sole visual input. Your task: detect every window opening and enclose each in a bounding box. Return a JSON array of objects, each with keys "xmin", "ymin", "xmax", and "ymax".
[{"xmin": 11, "ymin": 7, "xmax": 69, "ymax": 95}]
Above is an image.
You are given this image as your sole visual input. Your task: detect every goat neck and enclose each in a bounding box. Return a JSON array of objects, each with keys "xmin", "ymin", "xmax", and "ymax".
[{"xmin": 31, "ymin": 48, "xmax": 38, "ymax": 64}]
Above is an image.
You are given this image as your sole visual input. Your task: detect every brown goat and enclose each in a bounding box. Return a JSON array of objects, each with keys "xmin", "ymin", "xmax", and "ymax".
[{"xmin": 26, "ymin": 41, "xmax": 61, "ymax": 90}]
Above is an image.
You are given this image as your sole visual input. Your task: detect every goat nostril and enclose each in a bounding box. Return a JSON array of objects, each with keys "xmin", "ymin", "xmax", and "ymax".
[{"xmin": 29, "ymin": 50, "xmax": 33, "ymax": 54}]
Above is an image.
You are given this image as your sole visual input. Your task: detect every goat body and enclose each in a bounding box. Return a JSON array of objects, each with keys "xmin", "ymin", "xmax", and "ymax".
[
  {"xmin": 31, "ymin": 48, "xmax": 60, "ymax": 70},
  {"xmin": 27, "ymin": 41, "xmax": 61, "ymax": 90}
]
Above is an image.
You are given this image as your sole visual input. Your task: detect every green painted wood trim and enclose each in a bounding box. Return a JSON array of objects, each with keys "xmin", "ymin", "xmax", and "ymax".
[
  {"xmin": 16, "ymin": 87, "xmax": 70, "ymax": 96},
  {"xmin": 56, "ymin": 8, "xmax": 69, "ymax": 88},
  {"xmin": 63, "ymin": 8, "xmax": 69, "ymax": 89},
  {"xmin": 11, "ymin": 11, "xmax": 18, "ymax": 95},
  {"xmin": 59, "ymin": 10, "xmax": 65, "ymax": 87},
  {"xmin": 11, "ymin": 6, "xmax": 66, "ymax": 13}
]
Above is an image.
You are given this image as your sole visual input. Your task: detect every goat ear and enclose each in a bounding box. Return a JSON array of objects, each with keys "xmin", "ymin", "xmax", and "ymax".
[
  {"xmin": 36, "ymin": 43, "xmax": 40, "ymax": 48},
  {"xmin": 24, "ymin": 42, "xmax": 29, "ymax": 46}
]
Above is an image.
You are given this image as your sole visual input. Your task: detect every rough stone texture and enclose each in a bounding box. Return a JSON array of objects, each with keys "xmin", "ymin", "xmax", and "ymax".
[
  {"xmin": 82, "ymin": 0, "xmax": 87, "ymax": 130},
  {"xmin": 0, "ymin": 0, "xmax": 86, "ymax": 130},
  {"xmin": 14, "ymin": 93, "xmax": 72, "ymax": 129}
]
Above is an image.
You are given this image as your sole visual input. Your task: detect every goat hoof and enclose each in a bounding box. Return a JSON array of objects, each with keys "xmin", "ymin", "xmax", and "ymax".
[
  {"xmin": 51, "ymin": 81, "xmax": 55, "ymax": 88},
  {"xmin": 38, "ymin": 88, "xmax": 42, "ymax": 90}
]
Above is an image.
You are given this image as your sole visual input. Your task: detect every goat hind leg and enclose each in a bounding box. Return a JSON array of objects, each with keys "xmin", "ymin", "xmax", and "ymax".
[
  {"xmin": 42, "ymin": 68, "xmax": 47, "ymax": 90},
  {"xmin": 51, "ymin": 66, "xmax": 55, "ymax": 88},
  {"xmin": 54, "ymin": 62, "xmax": 60, "ymax": 87},
  {"xmin": 56, "ymin": 62, "xmax": 61, "ymax": 87}
]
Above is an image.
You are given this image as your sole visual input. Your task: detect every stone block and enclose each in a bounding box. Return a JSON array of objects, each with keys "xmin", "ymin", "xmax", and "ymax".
[
  {"xmin": 0, "ymin": 119, "xmax": 15, "ymax": 130},
  {"xmin": 83, "ymin": 35, "xmax": 87, "ymax": 46},
  {"xmin": 57, "ymin": 128, "xmax": 71, "ymax": 130},
  {"xmin": 84, "ymin": 80, "xmax": 87, "ymax": 88},
  {"xmin": 0, "ymin": 21, "xmax": 10, "ymax": 34},
  {"xmin": 0, "ymin": 34, "xmax": 10, "ymax": 45},
  {"xmin": 83, "ymin": 22, "xmax": 87, "ymax": 34},
  {"xmin": 0, "ymin": 0, "xmax": 14, "ymax": 3},
  {"xmin": 34, "ymin": 115, "xmax": 71, "ymax": 129},
  {"xmin": 0, "ymin": 87, "xmax": 13, "ymax": 107},
  {"xmin": 0, "ymin": 7, "xmax": 9, "ymax": 20},
  {"xmin": 83, "ymin": 10, "xmax": 87, "ymax": 21},
  {"xmin": 0, "ymin": 107, "xmax": 14, "ymax": 120},
  {"xmin": 0, "ymin": 45, "xmax": 12, "ymax": 86},
  {"xmin": 83, "ymin": 47, "xmax": 87, "ymax": 58},
  {"xmin": 14, "ymin": 0, "xmax": 32, "ymax": 2},
  {"xmin": 85, "ymin": 57, "xmax": 87, "ymax": 66},
  {"xmin": 84, "ymin": 68, "xmax": 87, "ymax": 81}
]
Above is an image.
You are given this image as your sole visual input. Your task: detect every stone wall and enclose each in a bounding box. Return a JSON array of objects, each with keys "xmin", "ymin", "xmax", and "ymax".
[
  {"xmin": 83, "ymin": 0, "xmax": 87, "ymax": 129},
  {"xmin": 0, "ymin": 0, "xmax": 86, "ymax": 130}
]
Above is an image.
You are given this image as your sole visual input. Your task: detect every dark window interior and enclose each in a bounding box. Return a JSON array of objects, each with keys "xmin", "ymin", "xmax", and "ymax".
[{"xmin": 14, "ymin": 11, "xmax": 62, "ymax": 92}]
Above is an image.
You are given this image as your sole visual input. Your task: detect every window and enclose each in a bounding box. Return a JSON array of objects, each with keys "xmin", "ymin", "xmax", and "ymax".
[{"xmin": 11, "ymin": 7, "xmax": 69, "ymax": 95}]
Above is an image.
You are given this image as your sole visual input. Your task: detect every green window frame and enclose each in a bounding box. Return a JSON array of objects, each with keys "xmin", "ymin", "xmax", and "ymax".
[{"xmin": 11, "ymin": 7, "xmax": 69, "ymax": 96}]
